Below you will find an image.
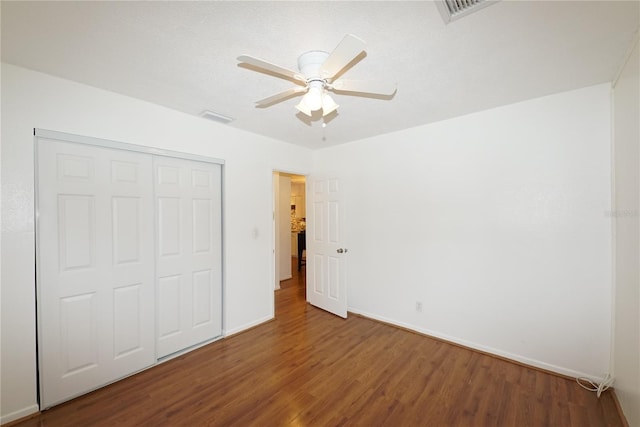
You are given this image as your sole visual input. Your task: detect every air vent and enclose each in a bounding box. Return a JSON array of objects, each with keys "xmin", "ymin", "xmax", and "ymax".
[
  {"xmin": 200, "ymin": 110, "xmax": 234, "ymax": 124},
  {"xmin": 435, "ymin": 0, "xmax": 499, "ymax": 24}
]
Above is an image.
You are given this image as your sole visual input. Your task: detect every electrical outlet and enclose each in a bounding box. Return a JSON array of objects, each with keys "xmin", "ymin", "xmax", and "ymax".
[{"xmin": 415, "ymin": 301, "xmax": 422, "ymax": 312}]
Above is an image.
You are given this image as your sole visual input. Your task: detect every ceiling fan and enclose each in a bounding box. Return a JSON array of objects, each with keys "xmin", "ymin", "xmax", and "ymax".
[{"xmin": 237, "ymin": 34, "xmax": 396, "ymax": 117}]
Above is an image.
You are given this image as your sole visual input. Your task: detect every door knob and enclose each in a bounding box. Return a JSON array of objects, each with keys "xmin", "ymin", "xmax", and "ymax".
[{"xmin": 336, "ymin": 248, "xmax": 348, "ymax": 253}]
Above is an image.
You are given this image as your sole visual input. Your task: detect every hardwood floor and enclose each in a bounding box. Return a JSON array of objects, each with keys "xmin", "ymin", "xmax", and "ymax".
[{"xmin": 13, "ymin": 260, "xmax": 623, "ymax": 426}]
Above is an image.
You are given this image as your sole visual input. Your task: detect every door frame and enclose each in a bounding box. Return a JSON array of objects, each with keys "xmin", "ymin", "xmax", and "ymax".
[{"xmin": 271, "ymin": 169, "xmax": 309, "ymax": 314}]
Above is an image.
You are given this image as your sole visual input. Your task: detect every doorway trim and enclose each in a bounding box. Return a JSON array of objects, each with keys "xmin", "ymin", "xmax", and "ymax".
[{"xmin": 271, "ymin": 169, "xmax": 308, "ymax": 316}]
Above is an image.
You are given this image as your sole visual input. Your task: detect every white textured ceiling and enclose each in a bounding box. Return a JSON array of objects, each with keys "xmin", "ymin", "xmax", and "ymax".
[{"xmin": 2, "ymin": 1, "xmax": 638, "ymax": 149}]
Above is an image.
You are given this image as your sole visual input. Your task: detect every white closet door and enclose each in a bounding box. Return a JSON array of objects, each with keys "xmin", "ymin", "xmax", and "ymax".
[
  {"xmin": 37, "ymin": 139, "xmax": 156, "ymax": 408},
  {"xmin": 155, "ymin": 156, "xmax": 222, "ymax": 358}
]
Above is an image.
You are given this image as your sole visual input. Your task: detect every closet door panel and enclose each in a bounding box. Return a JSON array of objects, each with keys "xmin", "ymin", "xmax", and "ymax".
[
  {"xmin": 37, "ymin": 139, "xmax": 155, "ymax": 408},
  {"xmin": 155, "ymin": 157, "xmax": 222, "ymax": 358},
  {"xmin": 113, "ymin": 283, "xmax": 144, "ymax": 359}
]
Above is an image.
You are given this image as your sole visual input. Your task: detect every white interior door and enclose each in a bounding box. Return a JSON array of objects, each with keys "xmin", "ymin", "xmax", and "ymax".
[
  {"xmin": 37, "ymin": 139, "xmax": 156, "ymax": 408},
  {"xmin": 155, "ymin": 156, "xmax": 222, "ymax": 358},
  {"xmin": 307, "ymin": 177, "xmax": 347, "ymax": 318}
]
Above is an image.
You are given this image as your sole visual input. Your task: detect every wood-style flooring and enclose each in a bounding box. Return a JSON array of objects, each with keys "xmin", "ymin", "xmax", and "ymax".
[{"xmin": 12, "ymin": 260, "xmax": 624, "ymax": 426}]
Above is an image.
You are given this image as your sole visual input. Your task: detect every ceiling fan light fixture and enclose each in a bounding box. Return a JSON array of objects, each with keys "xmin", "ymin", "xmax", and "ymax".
[
  {"xmin": 296, "ymin": 89, "xmax": 340, "ymax": 117},
  {"xmin": 295, "ymin": 99, "xmax": 313, "ymax": 116},
  {"xmin": 322, "ymin": 93, "xmax": 339, "ymax": 116},
  {"xmin": 304, "ymin": 86, "xmax": 324, "ymax": 111}
]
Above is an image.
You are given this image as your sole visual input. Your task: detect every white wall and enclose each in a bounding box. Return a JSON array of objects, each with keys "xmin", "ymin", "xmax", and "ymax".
[
  {"xmin": 312, "ymin": 84, "xmax": 613, "ymax": 380},
  {"xmin": 0, "ymin": 63, "xmax": 312, "ymax": 423},
  {"xmin": 612, "ymin": 36, "xmax": 640, "ymax": 427}
]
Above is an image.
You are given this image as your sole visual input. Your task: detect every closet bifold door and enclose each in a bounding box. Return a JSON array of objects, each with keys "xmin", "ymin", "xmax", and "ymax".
[
  {"xmin": 154, "ymin": 156, "xmax": 222, "ymax": 359},
  {"xmin": 37, "ymin": 139, "xmax": 156, "ymax": 409}
]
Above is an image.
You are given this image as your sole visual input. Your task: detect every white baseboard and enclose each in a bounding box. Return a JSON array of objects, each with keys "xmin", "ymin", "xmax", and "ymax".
[
  {"xmin": 1, "ymin": 404, "xmax": 39, "ymax": 425},
  {"xmin": 347, "ymin": 307, "xmax": 606, "ymax": 383},
  {"xmin": 223, "ymin": 315, "xmax": 273, "ymax": 337}
]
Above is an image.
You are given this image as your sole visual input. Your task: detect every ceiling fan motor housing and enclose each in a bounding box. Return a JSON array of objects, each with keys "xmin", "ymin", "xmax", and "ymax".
[{"xmin": 297, "ymin": 50, "xmax": 330, "ymax": 80}]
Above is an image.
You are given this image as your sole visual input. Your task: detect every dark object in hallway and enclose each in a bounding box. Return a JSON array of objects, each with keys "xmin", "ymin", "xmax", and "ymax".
[{"xmin": 297, "ymin": 230, "xmax": 306, "ymax": 271}]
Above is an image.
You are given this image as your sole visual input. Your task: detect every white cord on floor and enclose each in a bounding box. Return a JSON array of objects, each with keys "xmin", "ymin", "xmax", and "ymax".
[{"xmin": 576, "ymin": 374, "xmax": 614, "ymax": 398}]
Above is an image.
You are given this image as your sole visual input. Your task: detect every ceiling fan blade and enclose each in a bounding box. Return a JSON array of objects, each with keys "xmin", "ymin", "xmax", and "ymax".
[
  {"xmin": 238, "ymin": 55, "xmax": 306, "ymax": 83},
  {"xmin": 318, "ymin": 34, "xmax": 366, "ymax": 80},
  {"xmin": 255, "ymin": 87, "xmax": 307, "ymax": 107},
  {"xmin": 330, "ymin": 79, "xmax": 397, "ymax": 96}
]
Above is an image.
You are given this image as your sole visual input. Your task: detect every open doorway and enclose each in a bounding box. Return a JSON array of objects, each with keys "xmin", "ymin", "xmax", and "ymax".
[{"xmin": 273, "ymin": 172, "xmax": 306, "ymax": 314}]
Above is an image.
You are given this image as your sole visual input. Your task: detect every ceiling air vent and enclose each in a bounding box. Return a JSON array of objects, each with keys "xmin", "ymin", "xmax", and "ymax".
[
  {"xmin": 200, "ymin": 110, "xmax": 234, "ymax": 124},
  {"xmin": 435, "ymin": 0, "xmax": 499, "ymax": 24}
]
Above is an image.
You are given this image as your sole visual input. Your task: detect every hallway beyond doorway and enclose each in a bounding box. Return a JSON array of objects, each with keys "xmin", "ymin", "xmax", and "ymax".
[{"xmin": 276, "ymin": 257, "xmax": 306, "ymax": 317}]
